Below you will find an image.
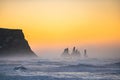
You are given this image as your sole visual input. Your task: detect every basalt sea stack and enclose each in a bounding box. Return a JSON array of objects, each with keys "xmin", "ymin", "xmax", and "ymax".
[{"xmin": 0, "ymin": 28, "xmax": 37, "ymax": 58}]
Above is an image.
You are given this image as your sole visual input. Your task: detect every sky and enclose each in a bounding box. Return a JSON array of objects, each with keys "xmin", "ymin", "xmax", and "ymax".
[{"xmin": 0, "ymin": 0, "xmax": 120, "ymax": 58}]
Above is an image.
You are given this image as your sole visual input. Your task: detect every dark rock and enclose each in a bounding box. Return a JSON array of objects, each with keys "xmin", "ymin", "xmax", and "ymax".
[
  {"xmin": 61, "ymin": 48, "xmax": 70, "ymax": 57},
  {"xmin": 71, "ymin": 47, "xmax": 80, "ymax": 57},
  {"xmin": 0, "ymin": 28, "xmax": 37, "ymax": 57},
  {"xmin": 14, "ymin": 65, "xmax": 27, "ymax": 72},
  {"xmin": 84, "ymin": 49, "xmax": 87, "ymax": 57}
]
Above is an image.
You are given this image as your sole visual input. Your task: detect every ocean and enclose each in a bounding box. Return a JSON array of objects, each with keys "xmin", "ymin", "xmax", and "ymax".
[{"xmin": 0, "ymin": 58, "xmax": 120, "ymax": 80}]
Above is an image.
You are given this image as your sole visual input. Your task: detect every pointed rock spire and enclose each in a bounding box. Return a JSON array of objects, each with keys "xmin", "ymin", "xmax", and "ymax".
[{"xmin": 61, "ymin": 48, "xmax": 70, "ymax": 57}]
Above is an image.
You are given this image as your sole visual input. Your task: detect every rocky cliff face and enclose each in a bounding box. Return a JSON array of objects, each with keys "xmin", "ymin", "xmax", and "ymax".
[{"xmin": 0, "ymin": 28, "xmax": 37, "ymax": 57}]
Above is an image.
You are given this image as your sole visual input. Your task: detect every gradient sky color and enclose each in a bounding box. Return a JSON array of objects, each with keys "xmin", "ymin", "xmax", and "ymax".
[{"xmin": 0, "ymin": 0, "xmax": 120, "ymax": 58}]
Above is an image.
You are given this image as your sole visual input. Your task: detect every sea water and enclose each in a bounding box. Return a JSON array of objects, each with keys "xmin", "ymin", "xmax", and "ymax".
[{"xmin": 0, "ymin": 58, "xmax": 120, "ymax": 80}]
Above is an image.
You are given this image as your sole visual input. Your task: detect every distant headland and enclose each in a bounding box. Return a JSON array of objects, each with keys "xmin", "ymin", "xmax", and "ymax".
[{"xmin": 0, "ymin": 28, "xmax": 37, "ymax": 58}]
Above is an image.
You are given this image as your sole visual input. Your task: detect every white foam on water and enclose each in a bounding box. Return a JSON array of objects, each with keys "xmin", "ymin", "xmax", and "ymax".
[
  {"xmin": 8, "ymin": 71, "xmax": 120, "ymax": 79},
  {"xmin": 1, "ymin": 58, "xmax": 120, "ymax": 80}
]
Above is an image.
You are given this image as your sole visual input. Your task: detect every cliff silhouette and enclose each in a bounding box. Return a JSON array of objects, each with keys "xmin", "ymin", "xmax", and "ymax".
[{"xmin": 0, "ymin": 28, "xmax": 37, "ymax": 57}]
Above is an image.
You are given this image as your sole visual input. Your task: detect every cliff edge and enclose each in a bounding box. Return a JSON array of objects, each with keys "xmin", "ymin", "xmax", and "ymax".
[{"xmin": 0, "ymin": 28, "xmax": 37, "ymax": 58}]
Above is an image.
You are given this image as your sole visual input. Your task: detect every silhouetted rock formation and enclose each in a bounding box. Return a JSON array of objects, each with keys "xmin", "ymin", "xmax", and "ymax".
[
  {"xmin": 71, "ymin": 47, "xmax": 81, "ymax": 57},
  {"xmin": 61, "ymin": 47, "xmax": 88, "ymax": 58},
  {"xmin": 0, "ymin": 28, "xmax": 37, "ymax": 58},
  {"xmin": 84, "ymin": 49, "xmax": 87, "ymax": 57},
  {"xmin": 61, "ymin": 48, "xmax": 70, "ymax": 57}
]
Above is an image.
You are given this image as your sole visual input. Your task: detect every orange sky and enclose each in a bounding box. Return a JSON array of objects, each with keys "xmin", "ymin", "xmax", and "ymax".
[{"xmin": 0, "ymin": 0, "xmax": 120, "ymax": 58}]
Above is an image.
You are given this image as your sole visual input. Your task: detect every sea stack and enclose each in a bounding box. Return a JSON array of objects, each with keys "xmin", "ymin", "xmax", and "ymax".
[
  {"xmin": 62, "ymin": 47, "xmax": 89, "ymax": 59},
  {"xmin": 71, "ymin": 47, "xmax": 80, "ymax": 57},
  {"xmin": 0, "ymin": 28, "xmax": 37, "ymax": 58},
  {"xmin": 61, "ymin": 48, "xmax": 70, "ymax": 57},
  {"xmin": 84, "ymin": 49, "xmax": 87, "ymax": 57}
]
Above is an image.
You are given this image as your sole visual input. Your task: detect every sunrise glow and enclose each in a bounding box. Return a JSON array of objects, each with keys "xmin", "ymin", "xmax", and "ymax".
[{"xmin": 0, "ymin": 0, "xmax": 120, "ymax": 57}]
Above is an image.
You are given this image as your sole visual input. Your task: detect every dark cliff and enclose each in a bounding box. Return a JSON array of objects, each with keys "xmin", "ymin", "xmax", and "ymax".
[{"xmin": 0, "ymin": 28, "xmax": 37, "ymax": 57}]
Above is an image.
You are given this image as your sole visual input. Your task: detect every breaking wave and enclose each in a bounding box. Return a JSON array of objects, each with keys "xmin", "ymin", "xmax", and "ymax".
[{"xmin": 0, "ymin": 58, "xmax": 120, "ymax": 80}]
